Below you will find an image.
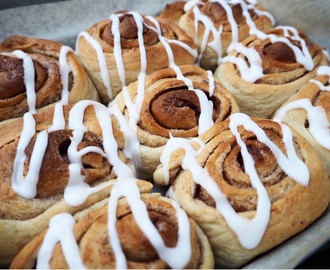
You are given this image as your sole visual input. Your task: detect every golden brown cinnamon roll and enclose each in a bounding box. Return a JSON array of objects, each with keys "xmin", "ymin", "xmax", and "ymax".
[
  {"xmin": 274, "ymin": 65, "xmax": 330, "ymax": 176},
  {"xmin": 10, "ymin": 193, "xmax": 214, "ymax": 269},
  {"xmin": 0, "ymin": 100, "xmax": 143, "ymax": 267},
  {"xmin": 160, "ymin": 0, "xmax": 274, "ymax": 71},
  {"xmin": 113, "ymin": 64, "xmax": 239, "ymax": 179},
  {"xmin": 0, "ymin": 35, "xmax": 99, "ymax": 126},
  {"xmin": 75, "ymin": 11, "xmax": 197, "ymax": 104},
  {"xmin": 214, "ymin": 26, "xmax": 329, "ymax": 118},
  {"xmin": 153, "ymin": 113, "xmax": 330, "ymax": 268}
]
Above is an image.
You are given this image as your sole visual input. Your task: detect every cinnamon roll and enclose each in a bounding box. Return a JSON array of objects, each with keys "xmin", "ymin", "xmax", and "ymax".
[
  {"xmin": 75, "ymin": 11, "xmax": 197, "ymax": 104},
  {"xmin": 159, "ymin": 0, "xmax": 274, "ymax": 71},
  {"xmin": 214, "ymin": 26, "xmax": 329, "ymax": 118},
  {"xmin": 0, "ymin": 35, "xmax": 99, "ymax": 126},
  {"xmin": 112, "ymin": 64, "xmax": 239, "ymax": 179},
  {"xmin": 274, "ymin": 65, "xmax": 330, "ymax": 176},
  {"xmin": 153, "ymin": 113, "xmax": 330, "ymax": 268},
  {"xmin": 10, "ymin": 193, "xmax": 214, "ymax": 269},
  {"xmin": 0, "ymin": 100, "xmax": 144, "ymax": 267}
]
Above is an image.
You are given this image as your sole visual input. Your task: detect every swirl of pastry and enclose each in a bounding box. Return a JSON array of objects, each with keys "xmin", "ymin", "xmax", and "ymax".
[
  {"xmin": 0, "ymin": 100, "xmax": 142, "ymax": 267},
  {"xmin": 159, "ymin": 0, "xmax": 274, "ymax": 71},
  {"xmin": 75, "ymin": 11, "xmax": 197, "ymax": 104},
  {"xmin": 274, "ymin": 65, "xmax": 330, "ymax": 176},
  {"xmin": 10, "ymin": 193, "xmax": 214, "ymax": 269},
  {"xmin": 214, "ymin": 26, "xmax": 329, "ymax": 118},
  {"xmin": 113, "ymin": 64, "xmax": 239, "ymax": 179},
  {"xmin": 0, "ymin": 35, "xmax": 99, "ymax": 126},
  {"xmin": 153, "ymin": 113, "xmax": 330, "ymax": 268}
]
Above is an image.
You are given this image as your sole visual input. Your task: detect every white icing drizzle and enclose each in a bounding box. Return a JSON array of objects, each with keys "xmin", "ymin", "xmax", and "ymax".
[
  {"xmin": 316, "ymin": 65, "xmax": 330, "ymax": 77},
  {"xmin": 108, "ymin": 12, "xmax": 144, "ymax": 172},
  {"xmin": 223, "ymin": 42, "xmax": 264, "ymax": 82},
  {"xmin": 161, "ymin": 112, "xmax": 310, "ymax": 249},
  {"xmin": 11, "ymin": 113, "xmax": 45, "ymax": 198},
  {"xmin": 310, "ymin": 65, "xmax": 330, "ymax": 92},
  {"xmin": 273, "ymin": 65, "xmax": 330, "ymax": 150},
  {"xmin": 309, "ymin": 79, "xmax": 330, "ymax": 92},
  {"xmin": 191, "ymin": 2, "xmax": 224, "ymax": 66},
  {"xmin": 161, "ymin": 134, "xmax": 206, "ymax": 185},
  {"xmin": 59, "ymin": 45, "xmax": 74, "ymax": 105},
  {"xmin": 108, "ymin": 102, "xmax": 139, "ymax": 177},
  {"xmin": 48, "ymin": 103, "xmax": 66, "ymax": 132},
  {"xmin": 2, "ymin": 50, "xmax": 37, "ymax": 113},
  {"xmin": 64, "ymin": 100, "xmax": 118, "ymax": 206},
  {"xmin": 167, "ymin": 39, "xmax": 199, "ymax": 59},
  {"xmin": 214, "ymin": 0, "xmax": 240, "ymax": 52},
  {"xmin": 108, "ymin": 177, "xmax": 191, "ymax": 269},
  {"xmin": 76, "ymin": 31, "xmax": 113, "ymax": 99},
  {"xmin": 207, "ymin": 70, "xmax": 215, "ymax": 96},
  {"xmin": 274, "ymin": 26, "xmax": 314, "ymax": 70},
  {"xmin": 247, "ymin": 1, "xmax": 275, "ymax": 26},
  {"xmin": 274, "ymin": 98, "xmax": 330, "ymax": 150},
  {"xmin": 37, "ymin": 213, "xmax": 86, "ymax": 269},
  {"xmin": 233, "ymin": 113, "xmax": 310, "ymax": 186}
]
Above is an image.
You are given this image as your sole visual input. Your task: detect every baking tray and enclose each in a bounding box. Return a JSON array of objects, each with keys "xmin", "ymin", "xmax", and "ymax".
[{"xmin": 0, "ymin": 0, "xmax": 329, "ymax": 268}]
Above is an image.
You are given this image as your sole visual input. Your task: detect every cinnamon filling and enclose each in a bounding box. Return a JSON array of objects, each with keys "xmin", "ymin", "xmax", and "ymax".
[
  {"xmin": 117, "ymin": 210, "xmax": 178, "ymax": 262},
  {"xmin": 224, "ymin": 138, "xmax": 286, "ymax": 187},
  {"xmin": 263, "ymin": 42, "xmax": 297, "ymax": 63},
  {"xmin": 194, "ymin": 126, "xmax": 293, "ymax": 212},
  {"xmin": 0, "ymin": 55, "xmax": 48, "ymax": 99},
  {"xmin": 101, "ymin": 13, "xmax": 159, "ymax": 48},
  {"xmin": 150, "ymin": 89, "xmax": 220, "ymax": 130},
  {"xmin": 151, "ymin": 89, "xmax": 201, "ymax": 130},
  {"xmin": 24, "ymin": 130, "xmax": 110, "ymax": 198}
]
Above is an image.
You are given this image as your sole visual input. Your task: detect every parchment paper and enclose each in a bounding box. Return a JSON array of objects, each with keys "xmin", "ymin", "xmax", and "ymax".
[{"xmin": 0, "ymin": 0, "xmax": 329, "ymax": 268}]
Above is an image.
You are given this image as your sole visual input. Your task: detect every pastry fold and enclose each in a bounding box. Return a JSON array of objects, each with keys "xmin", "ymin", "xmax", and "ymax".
[
  {"xmin": 274, "ymin": 66, "xmax": 330, "ymax": 176},
  {"xmin": 0, "ymin": 100, "xmax": 138, "ymax": 266},
  {"xmin": 0, "ymin": 35, "xmax": 99, "ymax": 126},
  {"xmin": 10, "ymin": 193, "xmax": 214, "ymax": 269},
  {"xmin": 160, "ymin": 0, "xmax": 274, "ymax": 71},
  {"xmin": 76, "ymin": 11, "xmax": 197, "ymax": 104},
  {"xmin": 113, "ymin": 64, "xmax": 239, "ymax": 179},
  {"xmin": 214, "ymin": 27, "xmax": 329, "ymax": 118},
  {"xmin": 153, "ymin": 114, "xmax": 330, "ymax": 268}
]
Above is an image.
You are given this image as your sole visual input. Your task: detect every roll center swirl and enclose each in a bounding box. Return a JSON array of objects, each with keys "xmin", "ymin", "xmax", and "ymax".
[
  {"xmin": 151, "ymin": 89, "xmax": 201, "ymax": 130},
  {"xmin": 102, "ymin": 13, "xmax": 159, "ymax": 48}
]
